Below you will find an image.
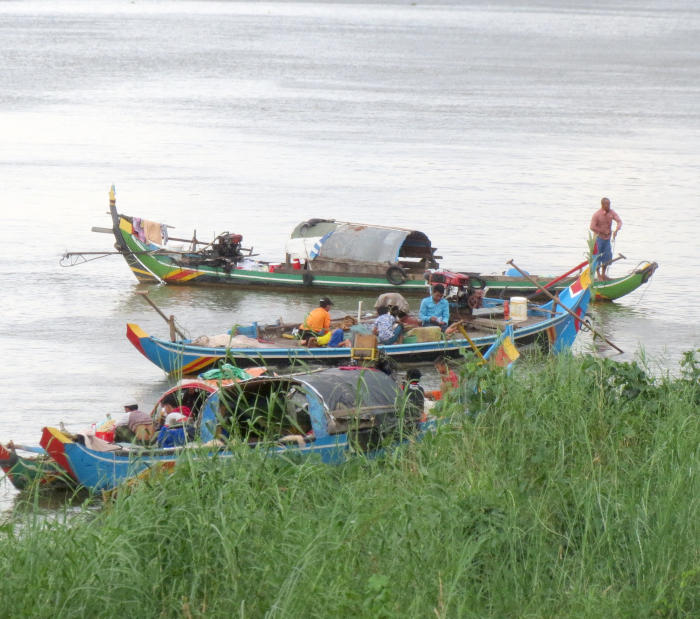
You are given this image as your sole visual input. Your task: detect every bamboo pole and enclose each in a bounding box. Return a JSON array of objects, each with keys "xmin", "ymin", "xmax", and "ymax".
[
  {"xmin": 135, "ymin": 291, "xmax": 187, "ymax": 341},
  {"xmin": 506, "ymin": 259, "xmax": 623, "ymax": 354}
]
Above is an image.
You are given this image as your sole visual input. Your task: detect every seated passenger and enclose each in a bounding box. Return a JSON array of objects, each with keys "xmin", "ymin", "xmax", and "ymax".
[
  {"xmin": 157, "ymin": 396, "xmax": 192, "ymax": 426},
  {"xmin": 419, "ymin": 284, "xmax": 449, "ymax": 331},
  {"xmin": 324, "ymin": 327, "xmax": 352, "ymax": 347},
  {"xmin": 114, "ymin": 404, "xmax": 137, "ymax": 442},
  {"xmin": 115, "ymin": 403, "xmax": 154, "ymax": 443},
  {"xmin": 298, "ymin": 297, "xmax": 333, "ymax": 344},
  {"xmin": 156, "ymin": 413, "xmax": 194, "ymax": 448},
  {"xmin": 373, "ymin": 305, "xmax": 403, "ymax": 344},
  {"xmin": 128, "ymin": 404, "xmax": 155, "ymax": 444}
]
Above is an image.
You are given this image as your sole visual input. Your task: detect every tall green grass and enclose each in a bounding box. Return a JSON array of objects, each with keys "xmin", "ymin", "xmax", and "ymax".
[{"xmin": 1, "ymin": 352, "xmax": 697, "ymax": 617}]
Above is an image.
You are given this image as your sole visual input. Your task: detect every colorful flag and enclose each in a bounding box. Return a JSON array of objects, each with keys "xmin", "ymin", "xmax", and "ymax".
[
  {"xmin": 483, "ymin": 324, "xmax": 520, "ymax": 370},
  {"xmin": 568, "ymin": 266, "xmax": 592, "ymax": 297}
]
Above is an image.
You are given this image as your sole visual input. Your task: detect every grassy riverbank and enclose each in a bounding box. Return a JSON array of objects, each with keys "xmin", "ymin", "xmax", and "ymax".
[{"xmin": 1, "ymin": 353, "xmax": 698, "ymax": 617}]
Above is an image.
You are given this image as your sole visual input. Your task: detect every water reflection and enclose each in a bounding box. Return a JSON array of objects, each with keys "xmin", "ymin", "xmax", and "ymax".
[{"xmin": 1, "ymin": 486, "xmax": 94, "ymax": 527}]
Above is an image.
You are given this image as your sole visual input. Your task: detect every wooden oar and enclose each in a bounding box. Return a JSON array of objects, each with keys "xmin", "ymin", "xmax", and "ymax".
[
  {"xmin": 506, "ymin": 259, "xmax": 623, "ymax": 354},
  {"xmin": 135, "ymin": 291, "xmax": 186, "ymax": 341}
]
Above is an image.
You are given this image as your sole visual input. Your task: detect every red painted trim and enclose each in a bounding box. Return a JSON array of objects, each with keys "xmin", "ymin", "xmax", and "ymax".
[
  {"xmin": 40, "ymin": 427, "xmax": 77, "ymax": 481},
  {"xmin": 126, "ymin": 324, "xmax": 146, "ymax": 356}
]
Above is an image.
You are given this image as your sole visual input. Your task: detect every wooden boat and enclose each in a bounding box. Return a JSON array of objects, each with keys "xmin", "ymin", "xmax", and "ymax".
[
  {"xmin": 0, "ymin": 442, "xmax": 76, "ymax": 491},
  {"xmin": 60, "ymin": 187, "xmax": 655, "ymax": 302},
  {"xmin": 41, "ymin": 367, "xmax": 440, "ymax": 492},
  {"xmin": 3, "ymin": 371, "xmax": 270, "ymax": 490},
  {"xmin": 126, "ymin": 267, "xmax": 592, "ymax": 375}
]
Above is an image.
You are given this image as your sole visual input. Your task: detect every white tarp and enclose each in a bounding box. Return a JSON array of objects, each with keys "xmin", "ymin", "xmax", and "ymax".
[{"xmin": 284, "ymin": 237, "xmax": 322, "ymax": 260}]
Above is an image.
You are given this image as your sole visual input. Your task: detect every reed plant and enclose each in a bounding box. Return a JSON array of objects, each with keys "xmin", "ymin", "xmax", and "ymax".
[{"xmin": 1, "ymin": 352, "xmax": 697, "ymax": 617}]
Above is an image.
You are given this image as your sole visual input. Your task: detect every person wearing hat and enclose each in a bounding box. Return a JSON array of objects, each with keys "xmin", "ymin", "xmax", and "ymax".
[
  {"xmin": 114, "ymin": 403, "xmax": 153, "ymax": 443},
  {"xmin": 298, "ymin": 297, "xmax": 333, "ymax": 345}
]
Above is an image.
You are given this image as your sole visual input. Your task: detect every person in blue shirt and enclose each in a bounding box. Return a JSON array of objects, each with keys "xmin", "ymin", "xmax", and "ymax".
[{"xmin": 419, "ymin": 284, "xmax": 450, "ymax": 331}]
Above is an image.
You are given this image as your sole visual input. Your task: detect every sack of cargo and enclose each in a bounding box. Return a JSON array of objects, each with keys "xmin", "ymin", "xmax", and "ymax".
[{"xmin": 404, "ymin": 326, "xmax": 442, "ymax": 342}]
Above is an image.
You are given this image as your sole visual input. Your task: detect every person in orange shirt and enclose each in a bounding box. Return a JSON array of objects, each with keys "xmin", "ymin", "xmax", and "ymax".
[
  {"xmin": 298, "ymin": 297, "xmax": 333, "ymax": 344},
  {"xmin": 427, "ymin": 357, "xmax": 459, "ymax": 401}
]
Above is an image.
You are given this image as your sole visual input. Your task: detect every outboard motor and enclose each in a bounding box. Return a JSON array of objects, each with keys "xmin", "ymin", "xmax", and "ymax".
[{"xmin": 212, "ymin": 233, "xmax": 243, "ymax": 260}]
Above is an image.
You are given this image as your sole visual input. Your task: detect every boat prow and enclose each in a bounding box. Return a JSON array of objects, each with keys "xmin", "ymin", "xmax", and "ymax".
[{"xmin": 593, "ymin": 260, "xmax": 658, "ymax": 301}]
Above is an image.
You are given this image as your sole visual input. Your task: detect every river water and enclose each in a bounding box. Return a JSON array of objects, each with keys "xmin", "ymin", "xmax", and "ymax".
[{"xmin": 1, "ymin": 0, "xmax": 698, "ymax": 510}]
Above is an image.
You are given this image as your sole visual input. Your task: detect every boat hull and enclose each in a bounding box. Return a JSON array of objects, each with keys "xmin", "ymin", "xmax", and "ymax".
[{"xmin": 41, "ymin": 420, "xmax": 438, "ymax": 492}]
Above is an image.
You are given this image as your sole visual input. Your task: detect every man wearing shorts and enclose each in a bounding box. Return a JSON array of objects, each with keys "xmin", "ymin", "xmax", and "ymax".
[{"xmin": 590, "ymin": 197, "xmax": 622, "ymax": 280}]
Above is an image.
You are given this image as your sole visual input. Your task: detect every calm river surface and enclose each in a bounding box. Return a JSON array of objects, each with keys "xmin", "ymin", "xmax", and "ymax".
[{"xmin": 1, "ymin": 0, "xmax": 698, "ymax": 510}]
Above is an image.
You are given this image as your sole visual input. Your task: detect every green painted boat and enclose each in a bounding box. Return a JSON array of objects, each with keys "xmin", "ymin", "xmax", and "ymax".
[
  {"xmin": 471, "ymin": 260, "xmax": 658, "ymax": 302},
  {"xmin": 61, "ymin": 186, "xmax": 656, "ymax": 303},
  {"xmin": 591, "ymin": 261, "xmax": 658, "ymax": 301}
]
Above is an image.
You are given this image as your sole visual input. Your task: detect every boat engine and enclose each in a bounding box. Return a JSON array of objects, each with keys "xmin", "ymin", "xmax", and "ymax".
[
  {"xmin": 212, "ymin": 233, "xmax": 243, "ymax": 260},
  {"xmin": 424, "ymin": 270, "xmax": 487, "ymax": 315}
]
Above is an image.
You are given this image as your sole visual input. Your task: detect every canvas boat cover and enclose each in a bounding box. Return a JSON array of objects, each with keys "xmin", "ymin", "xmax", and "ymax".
[
  {"xmin": 198, "ymin": 368, "xmax": 400, "ymax": 442},
  {"xmin": 291, "ymin": 220, "xmax": 434, "ymax": 265},
  {"xmin": 296, "ymin": 368, "xmax": 399, "ymax": 413}
]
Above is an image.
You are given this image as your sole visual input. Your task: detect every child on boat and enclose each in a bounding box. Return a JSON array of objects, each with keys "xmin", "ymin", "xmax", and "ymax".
[{"xmin": 373, "ymin": 305, "xmax": 403, "ymax": 344}]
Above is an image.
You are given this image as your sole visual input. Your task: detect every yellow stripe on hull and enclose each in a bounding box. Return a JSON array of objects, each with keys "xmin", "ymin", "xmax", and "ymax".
[
  {"xmin": 163, "ymin": 269, "xmax": 204, "ymax": 283},
  {"xmin": 130, "ymin": 265, "xmax": 158, "ymax": 278},
  {"xmin": 181, "ymin": 357, "xmax": 217, "ymax": 374}
]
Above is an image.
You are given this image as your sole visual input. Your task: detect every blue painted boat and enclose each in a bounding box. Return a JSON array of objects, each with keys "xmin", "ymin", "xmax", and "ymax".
[
  {"xmin": 126, "ymin": 268, "xmax": 592, "ymax": 374},
  {"xmin": 39, "ymin": 320, "xmax": 525, "ymax": 494},
  {"xmin": 41, "ymin": 367, "xmax": 442, "ymax": 492}
]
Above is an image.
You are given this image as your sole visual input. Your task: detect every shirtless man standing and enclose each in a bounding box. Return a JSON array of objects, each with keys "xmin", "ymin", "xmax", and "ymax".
[{"xmin": 590, "ymin": 197, "xmax": 622, "ymax": 280}]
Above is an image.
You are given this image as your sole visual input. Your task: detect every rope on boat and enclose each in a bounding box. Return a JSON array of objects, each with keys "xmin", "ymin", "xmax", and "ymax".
[
  {"xmin": 59, "ymin": 248, "xmax": 161, "ymax": 267},
  {"xmin": 59, "ymin": 251, "xmax": 118, "ymax": 267}
]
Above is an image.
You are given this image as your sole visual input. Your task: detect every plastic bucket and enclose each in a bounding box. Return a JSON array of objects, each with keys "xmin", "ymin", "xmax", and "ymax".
[
  {"xmin": 95, "ymin": 430, "xmax": 115, "ymax": 443},
  {"xmin": 510, "ymin": 296, "xmax": 528, "ymax": 322}
]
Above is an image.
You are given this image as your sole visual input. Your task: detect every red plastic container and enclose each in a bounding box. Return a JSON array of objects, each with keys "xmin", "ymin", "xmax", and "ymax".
[{"xmin": 95, "ymin": 430, "xmax": 115, "ymax": 443}]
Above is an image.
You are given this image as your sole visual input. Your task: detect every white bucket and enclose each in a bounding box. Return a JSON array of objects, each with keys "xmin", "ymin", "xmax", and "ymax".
[{"xmin": 510, "ymin": 296, "xmax": 528, "ymax": 322}]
